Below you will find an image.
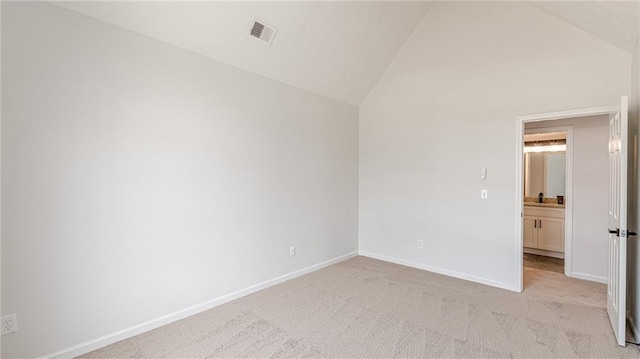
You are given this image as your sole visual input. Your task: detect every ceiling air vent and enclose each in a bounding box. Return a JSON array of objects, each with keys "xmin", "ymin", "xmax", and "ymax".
[{"xmin": 249, "ymin": 19, "xmax": 277, "ymax": 46}]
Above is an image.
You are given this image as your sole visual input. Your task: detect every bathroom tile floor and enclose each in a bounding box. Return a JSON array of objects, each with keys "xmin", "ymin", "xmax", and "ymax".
[{"xmin": 523, "ymin": 253, "xmax": 564, "ymax": 273}]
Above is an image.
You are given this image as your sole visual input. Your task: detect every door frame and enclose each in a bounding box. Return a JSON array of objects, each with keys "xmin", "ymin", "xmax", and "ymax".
[{"xmin": 514, "ymin": 105, "xmax": 615, "ymax": 292}]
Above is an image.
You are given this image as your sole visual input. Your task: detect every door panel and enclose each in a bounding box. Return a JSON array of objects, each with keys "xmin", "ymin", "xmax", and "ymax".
[
  {"xmin": 607, "ymin": 96, "xmax": 628, "ymax": 347},
  {"xmin": 536, "ymin": 217, "xmax": 564, "ymax": 252},
  {"xmin": 523, "ymin": 216, "xmax": 537, "ymax": 249}
]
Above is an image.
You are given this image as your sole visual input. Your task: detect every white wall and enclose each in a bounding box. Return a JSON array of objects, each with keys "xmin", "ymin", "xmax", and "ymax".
[
  {"xmin": 359, "ymin": 2, "xmax": 630, "ymax": 290},
  {"xmin": 526, "ymin": 116, "xmax": 609, "ymax": 281},
  {"xmin": 0, "ymin": 1, "xmax": 3, "ymax": 356},
  {"xmin": 1, "ymin": 2, "xmax": 358, "ymax": 358}
]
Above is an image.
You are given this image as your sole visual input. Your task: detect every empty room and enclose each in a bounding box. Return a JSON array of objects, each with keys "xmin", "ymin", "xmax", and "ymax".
[{"xmin": 2, "ymin": 1, "xmax": 640, "ymax": 358}]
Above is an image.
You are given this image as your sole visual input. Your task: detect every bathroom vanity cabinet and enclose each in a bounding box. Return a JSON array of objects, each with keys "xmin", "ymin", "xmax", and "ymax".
[{"xmin": 523, "ymin": 206, "xmax": 565, "ymax": 253}]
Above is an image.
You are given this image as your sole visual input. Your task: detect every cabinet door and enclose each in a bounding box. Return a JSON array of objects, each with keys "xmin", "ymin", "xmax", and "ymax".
[
  {"xmin": 536, "ymin": 217, "xmax": 564, "ymax": 252},
  {"xmin": 523, "ymin": 215, "xmax": 537, "ymax": 249}
]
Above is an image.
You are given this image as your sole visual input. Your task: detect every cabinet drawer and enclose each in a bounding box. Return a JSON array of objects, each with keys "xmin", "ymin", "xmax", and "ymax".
[{"xmin": 524, "ymin": 206, "xmax": 564, "ymax": 219}]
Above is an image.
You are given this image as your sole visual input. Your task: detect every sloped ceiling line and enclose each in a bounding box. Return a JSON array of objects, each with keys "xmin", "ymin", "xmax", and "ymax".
[
  {"xmin": 529, "ymin": 1, "xmax": 640, "ymax": 54},
  {"xmin": 52, "ymin": 1, "xmax": 637, "ymax": 106},
  {"xmin": 52, "ymin": 1, "xmax": 431, "ymax": 106}
]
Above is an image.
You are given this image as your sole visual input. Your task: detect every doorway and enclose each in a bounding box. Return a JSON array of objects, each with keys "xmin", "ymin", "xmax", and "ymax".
[
  {"xmin": 514, "ymin": 106, "xmax": 615, "ymax": 293},
  {"xmin": 522, "ymin": 127, "xmax": 570, "ymax": 275}
]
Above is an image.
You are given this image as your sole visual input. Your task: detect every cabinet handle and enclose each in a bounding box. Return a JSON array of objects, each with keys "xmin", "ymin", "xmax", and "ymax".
[
  {"xmin": 534, "ymin": 219, "xmax": 538, "ymax": 228},
  {"xmin": 539, "ymin": 220, "xmax": 542, "ymax": 229}
]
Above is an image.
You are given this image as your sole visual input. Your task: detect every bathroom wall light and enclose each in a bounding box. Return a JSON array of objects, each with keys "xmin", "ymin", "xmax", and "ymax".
[{"xmin": 523, "ymin": 144, "xmax": 566, "ymax": 153}]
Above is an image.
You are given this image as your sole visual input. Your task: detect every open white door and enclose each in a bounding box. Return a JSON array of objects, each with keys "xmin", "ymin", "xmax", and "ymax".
[{"xmin": 607, "ymin": 95, "xmax": 628, "ymax": 346}]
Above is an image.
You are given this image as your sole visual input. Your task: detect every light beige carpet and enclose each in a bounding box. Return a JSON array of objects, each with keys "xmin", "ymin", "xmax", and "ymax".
[{"xmin": 81, "ymin": 256, "xmax": 640, "ymax": 358}]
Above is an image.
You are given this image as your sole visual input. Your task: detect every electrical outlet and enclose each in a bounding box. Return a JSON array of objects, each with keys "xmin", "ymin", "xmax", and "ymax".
[
  {"xmin": 1, "ymin": 314, "xmax": 17, "ymax": 336},
  {"xmin": 290, "ymin": 246, "xmax": 296, "ymax": 256},
  {"xmin": 417, "ymin": 240, "xmax": 424, "ymax": 249}
]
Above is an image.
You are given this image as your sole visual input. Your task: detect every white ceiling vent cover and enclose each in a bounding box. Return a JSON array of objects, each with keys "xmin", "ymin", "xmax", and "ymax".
[{"xmin": 248, "ymin": 18, "xmax": 277, "ymax": 46}]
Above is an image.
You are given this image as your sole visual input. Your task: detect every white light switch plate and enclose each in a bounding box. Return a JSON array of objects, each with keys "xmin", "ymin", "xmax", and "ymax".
[{"xmin": 481, "ymin": 190, "xmax": 488, "ymax": 200}]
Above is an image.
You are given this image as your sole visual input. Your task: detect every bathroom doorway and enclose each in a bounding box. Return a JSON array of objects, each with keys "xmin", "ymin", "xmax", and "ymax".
[
  {"xmin": 514, "ymin": 106, "xmax": 614, "ymax": 292},
  {"xmin": 522, "ymin": 127, "xmax": 569, "ymax": 275}
]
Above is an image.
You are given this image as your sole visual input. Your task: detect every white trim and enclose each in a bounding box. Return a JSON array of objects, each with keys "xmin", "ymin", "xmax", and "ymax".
[
  {"xmin": 565, "ymin": 128, "xmax": 574, "ymax": 279},
  {"xmin": 358, "ymin": 251, "xmax": 519, "ymax": 292},
  {"xmin": 515, "ymin": 106, "xmax": 614, "ymax": 293},
  {"xmin": 517, "ymin": 106, "xmax": 615, "ymax": 123},
  {"xmin": 628, "ymin": 311, "xmax": 640, "ymax": 343},
  {"xmin": 515, "ymin": 119, "xmax": 524, "ymax": 292},
  {"xmin": 40, "ymin": 251, "xmax": 358, "ymax": 359},
  {"xmin": 523, "ymin": 247, "xmax": 564, "ymax": 259},
  {"xmin": 567, "ymin": 271, "xmax": 607, "ymax": 284}
]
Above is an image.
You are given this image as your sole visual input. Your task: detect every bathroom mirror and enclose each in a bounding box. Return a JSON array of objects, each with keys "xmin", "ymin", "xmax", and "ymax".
[{"xmin": 524, "ymin": 151, "xmax": 566, "ymax": 197}]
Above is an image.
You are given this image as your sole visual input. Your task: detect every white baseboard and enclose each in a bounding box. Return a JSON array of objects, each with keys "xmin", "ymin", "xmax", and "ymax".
[
  {"xmin": 358, "ymin": 251, "xmax": 519, "ymax": 292},
  {"xmin": 42, "ymin": 251, "xmax": 358, "ymax": 359},
  {"xmin": 523, "ymin": 247, "xmax": 564, "ymax": 259},
  {"xmin": 566, "ymin": 271, "xmax": 607, "ymax": 284},
  {"xmin": 628, "ymin": 311, "xmax": 640, "ymax": 343}
]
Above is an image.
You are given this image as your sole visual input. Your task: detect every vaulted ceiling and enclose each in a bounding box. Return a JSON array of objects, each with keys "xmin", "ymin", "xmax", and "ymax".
[
  {"xmin": 53, "ymin": 1, "xmax": 638, "ymax": 107},
  {"xmin": 53, "ymin": 1, "xmax": 431, "ymax": 106},
  {"xmin": 530, "ymin": 1, "xmax": 639, "ymax": 53}
]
